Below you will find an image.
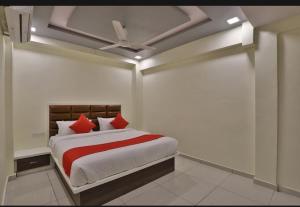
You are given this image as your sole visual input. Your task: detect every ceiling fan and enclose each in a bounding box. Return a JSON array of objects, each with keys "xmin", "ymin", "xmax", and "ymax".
[{"xmin": 100, "ymin": 20, "xmax": 156, "ymax": 51}]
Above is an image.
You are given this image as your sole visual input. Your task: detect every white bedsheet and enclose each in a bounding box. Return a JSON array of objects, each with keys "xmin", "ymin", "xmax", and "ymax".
[{"xmin": 49, "ymin": 128, "xmax": 178, "ymax": 187}]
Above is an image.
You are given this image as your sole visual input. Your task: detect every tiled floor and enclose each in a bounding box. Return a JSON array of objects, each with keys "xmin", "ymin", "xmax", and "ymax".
[{"xmin": 4, "ymin": 155, "xmax": 300, "ymax": 205}]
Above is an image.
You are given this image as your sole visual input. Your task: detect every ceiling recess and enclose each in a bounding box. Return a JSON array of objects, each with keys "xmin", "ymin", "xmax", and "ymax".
[{"xmin": 48, "ymin": 6, "xmax": 210, "ymax": 53}]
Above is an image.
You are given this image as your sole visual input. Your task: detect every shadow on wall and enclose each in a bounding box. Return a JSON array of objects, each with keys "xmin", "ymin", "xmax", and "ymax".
[
  {"xmin": 14, "ymin": 43, "xmax": 134, "ymax": 71},
  {"xmin": 142, "ymin": 44, "xmax": 255, "ymax": 75}
]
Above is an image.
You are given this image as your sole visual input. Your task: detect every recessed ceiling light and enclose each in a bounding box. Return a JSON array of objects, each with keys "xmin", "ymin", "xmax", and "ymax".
[
  {"xmin": 227, "ymin": 17, "xmax": 240, "ymax": 25},
  {"xmin": 31, "ymin": 27, "xmax": 36, "ymax": 32},
  {"xmin": 134, "ymin": 56, "xmax": 142, "ymax": 60}
]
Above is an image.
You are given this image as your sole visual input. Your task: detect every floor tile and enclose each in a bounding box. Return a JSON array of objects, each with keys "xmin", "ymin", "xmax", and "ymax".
[
  {"xmin": 6, "ymin": 184, "xmax": 56, "ymax": 205},
  {"xmin": 184, "ymin": 162, "xmax": 231, "ymax": 185},
  {"xmin": 270, "ymin": 191, "xmax": 300, "ymax": 205},
  {"xmin": 220, "ymin": 174, "xmax": 273, "ymax": 204},
  {"xmin": 168, "ymin": 197, "xmax": 193, "ymax": 205},
  {"xmin": 159, "ymin": 173, "xmax": 216, "ymax": 204},
  {"xmin": 175, "ymin": 155, "xmax": 200, "ymax": 172},
  {"xmin": 103, "ymin": 198, "xmax": 124, "ymax": 206},
  {"xmin": 7, "ymin": 171, "xmax": 50, "ymax": 194},
  {"xmin": 43, "ymin": 199, "xmax": 59, "ymax": 205},
  {"xmin": 198, "ymin": 187, "xmax": 260, "ymax": 205},
  {"xmin": 180, "ymin": 182, "xmax": 216, "ymax": 204},
  {"xmin": 120, "ymin": 181, "xmax": 158, "ymax": 202},
  {"xmin": 57, "ymin": 197, "xmax": 75, "ymax": 206},
  {"xmin": 5, "ymin": 157, "xmax": 300, "ymax": 206},
  {"xmin": 47, "ymin": 168, "xmax": 60, "ymax": 181},
  {"xmin": 49, "ymin": 175, "xmax": 70, "ymax": 201},
  {"xmin": 153, "ymin": 170, "xmax": 182, "ymax": 184},
  {"xmin": 5, "ymin": 171, "xmax": 56, "ymax": 205},
  {"xmin": 124, "ymin": 185, "xmax": 178, "ymax": 205}
]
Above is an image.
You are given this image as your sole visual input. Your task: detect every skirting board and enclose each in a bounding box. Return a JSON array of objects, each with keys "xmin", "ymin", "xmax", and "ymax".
[
  {"xmin": 178, "ymin": 151, "xmax": 254, "ymax": 178},
  {"xmin": 1, "ymin": 176, "xmax": 9, "ymax": 205},
  {"xmin": 254, "ymin": 178, "xmax": 300, "ymax": 198},
  {"xmin": 253, "ymin": 178, "xmax": 278, "ymax": 191},
  {"xmin": 1, "ymin": 173, "xmax": 16, "ymax": 205},
  {"xmin": 179, "ymin": 152, "xmax": 300, "ymax": 198},
  {"xmin": 8, "ymin": 173, "xmax": 16, "ymax": 181},
  {"xmin": 278, "ymin": 185, "xmax": 300, "ymax": 198}
]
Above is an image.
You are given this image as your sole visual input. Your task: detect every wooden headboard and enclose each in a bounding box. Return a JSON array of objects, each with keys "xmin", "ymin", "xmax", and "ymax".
[{"xmin": 49, "ymin": 105, "xmax": 121, "ymax": 137}]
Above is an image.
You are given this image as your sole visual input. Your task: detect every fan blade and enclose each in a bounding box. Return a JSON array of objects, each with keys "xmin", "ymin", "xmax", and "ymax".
[
  {"xmin": 112, "ymin": 20, "xmax": 128, "ymax": 41},
  {"xmin": 100, "ymin": 43, "xmax": 121, "ymax": 50}
]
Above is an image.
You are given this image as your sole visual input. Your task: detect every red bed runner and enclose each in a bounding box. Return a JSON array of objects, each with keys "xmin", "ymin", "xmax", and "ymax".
[{"xmin": 63, "ymin": 134, "xmax": 163, "ymax": 176}]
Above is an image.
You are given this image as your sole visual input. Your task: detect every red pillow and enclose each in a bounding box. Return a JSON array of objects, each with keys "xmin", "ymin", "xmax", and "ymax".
[
  {"xmin": 110, "ymin": 113, "xmax": 129, "ymax": 129},
  {"xmin": 69, "ymin": 114, "xmax": 96, "ymax": 134}
]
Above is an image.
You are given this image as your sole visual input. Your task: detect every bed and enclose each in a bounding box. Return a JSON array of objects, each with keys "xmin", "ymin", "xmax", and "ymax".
[{"xmin": 48, "ymin": 105, "xmax": 177, "ymax": 205}]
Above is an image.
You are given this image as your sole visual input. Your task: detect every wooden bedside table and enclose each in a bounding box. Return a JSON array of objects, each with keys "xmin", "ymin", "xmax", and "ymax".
[{"xmin": 14, "ymin": 147, "xmax": 52, "ymax": 174}]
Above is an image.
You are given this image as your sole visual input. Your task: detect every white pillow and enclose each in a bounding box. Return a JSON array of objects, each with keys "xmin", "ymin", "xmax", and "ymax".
[
  {"xmin": 56, "ymin": 120, "xmax": 93, "ymax": 136},
  {"xmin": 56, "ymin": 121, "xmax": 76, "ymax": 136},
  {"xmin": 97, "ymin": 117, "xmax": 114, "ymax": 131}
]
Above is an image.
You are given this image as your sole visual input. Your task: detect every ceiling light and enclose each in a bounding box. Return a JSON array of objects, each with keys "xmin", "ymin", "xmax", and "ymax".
[
  {"xmin": 227, "ymin": 17, "xmax": 240, "ymax": 25},
  {"xmin": 134, "ymin": 56, "xmax": 142, "ymax": 60},
  {"xmin": 31, "ymin": 27, "xmax": 36, "ymax": 32}
]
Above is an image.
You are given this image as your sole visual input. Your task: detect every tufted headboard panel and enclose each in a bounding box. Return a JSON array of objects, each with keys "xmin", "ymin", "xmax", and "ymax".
[{"xmin": 49, "ymin": 105, "xmax": 121, "ymax": 137}]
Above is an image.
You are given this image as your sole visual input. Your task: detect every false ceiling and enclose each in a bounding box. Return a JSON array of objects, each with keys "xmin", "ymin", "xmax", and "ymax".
[
  {"xmin": 30, "ymin": 6, "xmax": 300, "ymax": 60},
  {"xmin": 241, "ymin": 6, "xmax": 300, "ymax": 27},
  {"xmin": 32, "ymin": 6, "xmax": 249, "ymax": 60}
]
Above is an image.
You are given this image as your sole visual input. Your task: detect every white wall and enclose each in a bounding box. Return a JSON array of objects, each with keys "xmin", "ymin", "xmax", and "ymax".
[
  {"xmin": 0, "ymin": 29, "xmax": 7, "ymax": 203},
  {"xmin": 278, "ymin": 27, "xmax": 300, "ymax": 192},
  {"xmin": 254, "ymin": 30, "xmax": 278, "ymax": 186},
  {"xmin": 13, "ymin": 45, "xmax": 134, "ymax": 151},
  {"xmin": 141, "ymin": 17, "xmax": 300, "ymax": 194},
  {"xmin": 140, "ymin": 26, "xmax": 243, "ymax": 71},
  {"xmin": 4, "ymin": 37, "xmax": 14, "ymax": 178},
  {"xmin": 0, "ymin": 34, "xmax": 14, "ymax": 203},
  {"xmin": 142, "ymin": 46, "xmax": 255, "ymax": 174}
]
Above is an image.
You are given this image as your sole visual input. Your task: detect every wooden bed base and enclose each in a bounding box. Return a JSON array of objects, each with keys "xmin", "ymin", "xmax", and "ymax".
[{"xmin": 55, "ymin": 157, "xmax": 175, "ymax": 206}]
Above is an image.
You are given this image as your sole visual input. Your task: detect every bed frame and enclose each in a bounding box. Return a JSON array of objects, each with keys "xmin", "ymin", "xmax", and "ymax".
[{"xmin": 49, "ymin": 105, "xmax": 175, "ymax": 205}]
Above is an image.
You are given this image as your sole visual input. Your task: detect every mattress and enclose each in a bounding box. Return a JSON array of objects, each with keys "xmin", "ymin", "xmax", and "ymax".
[{"xmin": 49, "ymin": 128, "xmax": 178, "ymax": 187}]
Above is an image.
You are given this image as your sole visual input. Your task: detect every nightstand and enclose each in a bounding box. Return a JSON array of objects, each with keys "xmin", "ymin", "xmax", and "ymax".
[{"xmin": 14, "ymin": 147, "xmax": 52, "ymax": 174}]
